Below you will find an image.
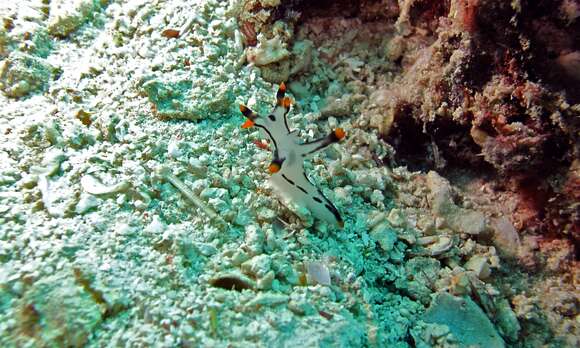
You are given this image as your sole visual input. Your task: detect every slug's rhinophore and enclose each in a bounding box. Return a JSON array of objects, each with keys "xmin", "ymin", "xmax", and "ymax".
[{"xmin": 240, "ymin": 83, "xmax": 345, "ymax": 228}]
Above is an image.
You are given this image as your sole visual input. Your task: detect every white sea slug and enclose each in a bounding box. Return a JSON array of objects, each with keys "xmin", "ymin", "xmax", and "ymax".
[{"xmin": 239, "ymin": 83, "xmax": 345, "ymax": 228}]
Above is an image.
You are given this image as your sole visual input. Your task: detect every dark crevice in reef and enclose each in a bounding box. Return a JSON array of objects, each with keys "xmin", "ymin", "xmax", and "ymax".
[
  {"xmin": 408, "ymin": 0, "xmax": 450, "ymax": 31},
  {"xmin": 273, "ymin": 0, "xmax": 399, "ymax": 23},
  {"xmin": 384, "ymin": 114, "xmax": 494, "ymax": 175},
  {"xmin": 460, "ymin": 0, "xmax": 580, "ymax": 102},
  {"xmin": 294, "ymin": 0, "xmax": 362, "ymax": 19},
  {"xmin": 273, "ymin": 0, "xmax": 362, "ymax": 21},
  {"xmin": 521, "ymin": 1, "xmax": 580, "ymax": 102},
  {"xmin": 461, "ymin": 47, "xmax": 494, "ymax": 92},
  {"xmin": 383, "ymin": 113, "xmax": 431, "ymax": 172},
  {"xmin": 209, "ymin": 276, "xmax": 254, "ymax": 291},
  {"xmin": 428, "ymin": 120, "xmax": 493, "ymax": 171}
]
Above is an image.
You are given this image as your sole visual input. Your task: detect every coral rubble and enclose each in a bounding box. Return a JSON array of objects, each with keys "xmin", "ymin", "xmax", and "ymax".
[{"xmin": 0, "ymin": 0, "xmax": 578, "ymax": 347}]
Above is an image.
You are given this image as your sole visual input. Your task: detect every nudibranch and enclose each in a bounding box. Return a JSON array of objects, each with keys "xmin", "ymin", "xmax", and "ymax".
[{"xmin": 239, "ymin": 83, "xmax": 346, "ymax": 228}]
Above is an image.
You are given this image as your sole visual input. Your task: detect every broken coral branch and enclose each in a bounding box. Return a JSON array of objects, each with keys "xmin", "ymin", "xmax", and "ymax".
[{"xmin": 155, "ymin": 165, "xmax": 226, "ymax": 226}]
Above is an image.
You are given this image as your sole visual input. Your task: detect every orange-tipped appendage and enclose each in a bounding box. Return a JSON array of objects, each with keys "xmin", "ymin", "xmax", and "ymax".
[
  {"xmin": 241, "ymin": 119, "xmax": 254, "ymax": 128},
  {"xmin": 268, "ymin": 162, "xmax": 281, "ymax": 174},
  {"xmin": 334, "ymin": 128, "xmax": 346, "ymax": 140},
  {"xmin": 283, "ymin": 97, "xmax": 291, "ymax": 108},
  {"xmin": 239, "ymin": 104, "xmax": 248, "ymax": 113},
  {"xmin": 279, "ymin": 82, "xmax": 286, "ymax": 92}
]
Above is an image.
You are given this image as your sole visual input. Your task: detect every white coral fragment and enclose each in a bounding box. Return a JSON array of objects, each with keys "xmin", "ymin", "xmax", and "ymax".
[
  {"xmin": 465, "ymin": 255, "xmax": 491, "ymax": 279},
  {"xmin": 155, "ymin": 165, "xmax": 225, "ymax": 226},
  {"xmin": 246, "ymin": 37, "xmax": 289, "ymax": 66},
  {"xmin": 80, "ymin": 175, "xmax": 130, "ymax": 196},
  {"xmin": 306, "ymin": 261, "xmax": 331, "ymax": 286},
  {"xmin": 426, "ymin": 171, "xmax": 486, "ymax": 236},
  {"xmin": 418, "ymin": 236, "xmax": 453, "ymax": 256}
]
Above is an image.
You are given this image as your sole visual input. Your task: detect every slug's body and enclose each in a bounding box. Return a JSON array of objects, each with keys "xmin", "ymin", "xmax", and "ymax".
[{"xmin": 240, "ymin": 83, "xmax": 345, "ymax": 228}]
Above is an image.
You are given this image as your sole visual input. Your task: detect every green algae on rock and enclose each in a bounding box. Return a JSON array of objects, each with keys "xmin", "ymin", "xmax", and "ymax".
[
  {"xmin": 420, "ymin": 292, "xmax": 505, "ymax": 348},
  {"xmin": 47, "ymin": 0, "xmax": 108, "ymax": 38},
  {"xmin": 11, "ymin": 271, "xmax": 105, "ymax": 347},
  {"xmin": 142, "ymin": 78, "xmax": 236, "ymax": 121},
  {"xmin": 0, "ymin": 52, "xmax": 54, "ymax": 97}
]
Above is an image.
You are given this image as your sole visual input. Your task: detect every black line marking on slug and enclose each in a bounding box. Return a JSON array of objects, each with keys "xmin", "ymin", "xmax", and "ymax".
[
  {"xmin": 313, "ymin": 197, "xmax": 322, "ymax": 203},
  {"xmin": 268, "ymin": 114, "xmax": 276, "ymax": 121},
  {"xmin": 283, "ymin": 110, "xmax": 290, "ymax": 131},
  {"xmin": 306, "ymin": 140, "xmax": 332, "ymax": 155},
  {"xmin": 282, "ymin": 174, "xmax": 294, "ymax": 185},
  {"xmin": 316, "ymin": 188, "xmax": 332, "ymax": 205},
  {"xmin": 297, "ymin": 185, "xmax": 307, "ymax": 194},
  {"xmin": 324, "ymin": 203, "xmax": 342, "ymax": 222}
]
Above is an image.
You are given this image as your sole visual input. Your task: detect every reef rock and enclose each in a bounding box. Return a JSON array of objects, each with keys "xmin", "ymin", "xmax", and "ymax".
[
  {"xmin": 422, "ymin": 292, "xmax": 505, "ymax": 347},
  {"xmin": 0, "ymin": 52, "xmax": 53, "ymax": 97},
  {"xmin": 13, "ymin": 272, "xmax": 104, "ymax": 347},
  {"xmin": 426, "ymin": 171, "xmax": 487, "ymax": 236}
]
